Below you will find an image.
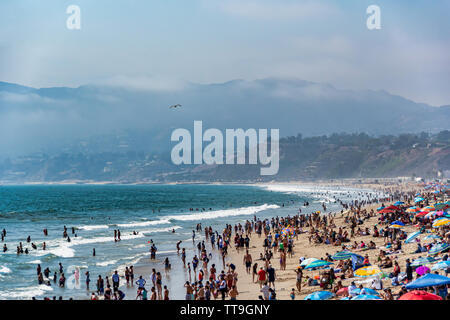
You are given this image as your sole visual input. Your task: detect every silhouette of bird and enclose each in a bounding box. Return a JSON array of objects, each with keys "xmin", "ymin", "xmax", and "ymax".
[{"xmin": 169, "ymin": 104, "xmax": 182, "ymax": 109}]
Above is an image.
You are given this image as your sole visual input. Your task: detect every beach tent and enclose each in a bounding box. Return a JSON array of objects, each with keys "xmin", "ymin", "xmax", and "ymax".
[
  {"xmin": 405, "ymin": 273, "xmax": 450, "ymax": 289},
  {"xmin": 405, "ymin": 231, "xmax": 421, "ymax": 244},
  {"xmin": 304, "ymin": 291, "xmax": 334, "ymax": 300},
  {"xmin": 351, "ymin": 254, "xmax": 365, "ymax": 271},
  {"xmin": 399, "ymin": 290, "xmax": 442, "ymax": 300}
]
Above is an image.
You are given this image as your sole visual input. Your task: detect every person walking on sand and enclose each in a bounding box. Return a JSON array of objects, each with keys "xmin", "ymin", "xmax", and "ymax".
[
  {"xmin": 295, "ymin": 267, "xmax": 303, "ymax": 292},
  {"xmin": 243, "ymin": 250, "xmax": 252, "ymax": 274},
  {"xmin": 257, "ymin": 267, "xmax": 266, "ymax": 288}
]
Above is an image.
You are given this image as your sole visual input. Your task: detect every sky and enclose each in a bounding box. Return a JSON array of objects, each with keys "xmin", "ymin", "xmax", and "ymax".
[{"xmin": 0, "ymin": 0, "xmax": 449, "ymax": 106}]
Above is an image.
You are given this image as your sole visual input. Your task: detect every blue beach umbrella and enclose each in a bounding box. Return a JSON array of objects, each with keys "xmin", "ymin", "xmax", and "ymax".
[
  {"xmin": 352, "ymin": 288, "xmax": 380, "ymax": 296},
  {"xmin": 391, "ymin": 220, "xmax": 405, "ymax": 226},
  {"xmin": 405, "ymin": 273, "xmax": 450, "ymax": 289},
  {"xmin": 431, "ymin": 261, "xmax": 450, "ymax": 271},
  {"xmin": 415, "ymin": 197, "xmax": 425, "ymax": 203},
  {"xmin": 405, "ymin": 231, "xmax": 421, "ymax": 244},
  {"xmin": 428, "ymin": 243, "xmax": 450, "ymax": 255},
  {"xmin": 304, "ymin": 260, "xmax": 333, "ymax": 269},
  {"xmin": 424, "ymin": 234, "xmax": 441, "ymax": 241},
  {"xmin": 304, "ymin": 291, "xmax": 334, "ymax": 300},
  {"xmin": 351, "ymin": 294, "xmax": 382, "ymax": 300},
  {"xmin": 394, "ymin": 201, "xmax": 404, "ymax": 205}
]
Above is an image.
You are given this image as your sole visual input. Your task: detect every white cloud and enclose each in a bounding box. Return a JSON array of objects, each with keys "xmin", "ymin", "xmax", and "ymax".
[
  {"xmin": 91, "ymin": 75, "xmax": 186, "ymax": 92},
  {"xmin": 217, "ymin": 0, "xmax": 338, "ymax": 20}
]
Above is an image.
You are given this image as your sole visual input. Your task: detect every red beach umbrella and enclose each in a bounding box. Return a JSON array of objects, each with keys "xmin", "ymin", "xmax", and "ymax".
[{"xmin": 399, "ymin": 290, "xmax": 442, "ymax": 300}]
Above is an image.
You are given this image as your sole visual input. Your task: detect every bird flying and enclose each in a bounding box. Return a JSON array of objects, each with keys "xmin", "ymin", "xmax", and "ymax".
[{"xmin": 169, "ymin": 104, "xmax": 182, "ymax": 109}]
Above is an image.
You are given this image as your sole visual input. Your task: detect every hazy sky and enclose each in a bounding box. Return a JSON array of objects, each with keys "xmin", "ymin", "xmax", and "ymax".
[{"xmin": 0, "ymin": 0, "xmax": 449, "ymax": 106}]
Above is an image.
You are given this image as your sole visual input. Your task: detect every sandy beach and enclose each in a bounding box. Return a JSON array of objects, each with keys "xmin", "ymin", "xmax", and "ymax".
[{"xmin": 221, "ymin": 181, "xmax": 449, "ymax": 300}]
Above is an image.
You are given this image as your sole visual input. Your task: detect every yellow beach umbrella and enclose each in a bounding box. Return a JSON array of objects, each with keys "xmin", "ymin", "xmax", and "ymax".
[
  {"xmin": 432, "ymin": 218, "xmax": 450, "ymax": 228},
  {"xmin": 355, "ymin": 266, "xmax": 382, "ymax": 277}
]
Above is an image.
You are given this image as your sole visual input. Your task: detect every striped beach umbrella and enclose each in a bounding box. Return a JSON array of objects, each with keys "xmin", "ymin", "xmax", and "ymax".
[
  {"xmin": 431, "ymin": 261, "xmax": 450, "ymax": 271},
  {"xmin": 304, "ymin": 291, "xmax": 334, "ymax": 300},
  {"xmin": 411, "ymin": 256, "xmax": 437, "ymax": 267},
  {"xmin": 351, "ymin": 294, "xmax": 382, "ymax": 300},
  {"xmin": 406, "ymin": 207, "xmax": 420, "ymax": 213},
  {"xmin": 304, "ymin": 260, "xmax": 333, "ymax": 269},
  {"xmin": 405, "ymin": 231, "xmax": 421, "ymax": 244},
  {"xmin": 355, "ymin": 266, "xmax": 382, "ymax": 277},
  {"xmin": 423, "ymin": 234, "xmax": 441, "ymax": 241},
  {"xmin": 332, "ymin": 251, "xmax": 354, "ymax": 261},
  {"xmin": 428, "ymin": 243, "xmax": 450, "ymax": 255},
  {"xmin": 432, "ymin": 218, "xmax": 450, "ymax": 228}
]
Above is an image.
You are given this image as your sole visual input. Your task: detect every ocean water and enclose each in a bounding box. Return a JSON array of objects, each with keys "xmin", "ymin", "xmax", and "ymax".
[{"xmin": 0, "ymin": 184, "xmax": 380, "ymax": 299}]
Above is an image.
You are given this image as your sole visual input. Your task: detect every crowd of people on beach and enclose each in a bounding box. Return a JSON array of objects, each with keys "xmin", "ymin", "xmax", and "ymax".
[{"xmin": 2, "ymin": 180, "xmax": 448, "ymax": 301}]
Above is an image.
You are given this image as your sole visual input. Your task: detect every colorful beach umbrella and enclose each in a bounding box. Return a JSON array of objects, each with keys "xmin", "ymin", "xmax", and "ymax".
[
  {"xmin": 355, "ymin": 266, "xmax": 382, "ymax": 277},
  {"xmin": 377, "ymin": 206, "xmax": 385, "ymax": 211},
  {"xmin": 431, "ymin": 261, "xmax": 450, "ymax": 271},
  {"xmin": 351, "ymin": 294, "xmax": 382, "ymax": 300},
  {"xmin": 405, "ymin": 231, "xmax": 421, "ymax": 244},
  {"xmin": 304, "ymin": 291, "xmax": 334, "ymax": 300},
  {"xmin": 399, "ymin": 290, "xmax": 442, "ymax": 300},
  {"xmin": 389, "ymin": 224, "xmax": 404, "ymax": 229},
  {"xmin": 304, "ymin": 260, "xmax": 333, "ymax": 269},
  {"xmin": 415, "ymin": 265, "xmax": 430, "ymax": 275},
  {"xmin": 414, "ymin": 197, "xmax": 425, "ymax": 203},
  {"xmin": 428, "ymin": 243, "xmax": 450, "ymax": 255},
  {"xmin": 432, "ymin": 218, "xmax": 450, "ymax": 228},
  {"xmin": 406, "ymin": 207, "xmax": 420, "ymax": 213},
  {"xmin": 405, "ymin": 273, "xmax": 450, "ymax": 289},
  {"xmin": 332, "ymin": 251, "xmax": 354, "ymax": 261},
  {"xmin": 411, "ymin": 257, "xmax": 437, "ymax": 267}
]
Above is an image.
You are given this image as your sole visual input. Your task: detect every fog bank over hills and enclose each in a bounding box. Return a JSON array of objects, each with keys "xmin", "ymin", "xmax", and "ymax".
[{"xmin": 0, "ymin": 78, "xmax": 449, "ymax": 157}]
